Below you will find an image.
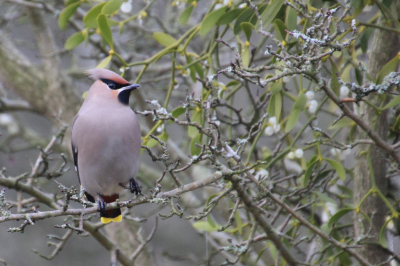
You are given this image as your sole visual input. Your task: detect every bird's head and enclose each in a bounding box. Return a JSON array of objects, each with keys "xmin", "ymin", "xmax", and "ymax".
[{"xmin": 86, "ymin": 68, "xmax": 139, "ymax": 105}]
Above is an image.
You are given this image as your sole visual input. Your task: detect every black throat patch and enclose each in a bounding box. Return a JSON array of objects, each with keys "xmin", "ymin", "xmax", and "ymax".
[{"xmin": 118, "ymin": 90, "xmax": 132, "ymax": 105}]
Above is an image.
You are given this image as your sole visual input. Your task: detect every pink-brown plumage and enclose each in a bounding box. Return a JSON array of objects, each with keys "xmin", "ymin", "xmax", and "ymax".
[
  {"xmin": 71, "ymin": 69, "xmax": 141, "ymax": 223},
  {"xmin": 86, "ymin": 68, "xmax": 129, "ymax": 85}
]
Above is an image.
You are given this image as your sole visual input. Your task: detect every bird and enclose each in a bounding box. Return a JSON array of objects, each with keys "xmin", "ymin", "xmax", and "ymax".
[{"xmin": 71, "ymin": 68, "xmax": 142, "ymax": 224}]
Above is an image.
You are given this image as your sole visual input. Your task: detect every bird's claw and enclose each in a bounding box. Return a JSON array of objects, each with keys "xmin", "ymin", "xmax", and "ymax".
[
  {"xmin": 98, "ymin": 194, "xmax": 107, "ymax": 216},
  {"xmin": 129, "ymin": 178, "xmax": 141, "ymax": 195},
  {"xmin": 119, "ymin": 179, "xmax": 141, "ymax": 195}
]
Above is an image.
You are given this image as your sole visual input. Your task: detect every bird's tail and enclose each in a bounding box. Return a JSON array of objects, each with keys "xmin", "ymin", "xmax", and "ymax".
[{"xmin": 99, "ymin": 194, "xmax": 122, "ymax": 224}]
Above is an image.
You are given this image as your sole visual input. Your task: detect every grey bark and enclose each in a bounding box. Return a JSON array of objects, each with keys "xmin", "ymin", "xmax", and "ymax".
[{"xmin": 354, "ymin": 17, "xmax": 399, "ymax": 265}]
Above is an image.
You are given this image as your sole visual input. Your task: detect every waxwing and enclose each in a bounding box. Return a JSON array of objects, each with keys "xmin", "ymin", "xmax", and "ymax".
[{"xmin": 71, "ymin": 68, "xmax": 141, "ymax": 224}]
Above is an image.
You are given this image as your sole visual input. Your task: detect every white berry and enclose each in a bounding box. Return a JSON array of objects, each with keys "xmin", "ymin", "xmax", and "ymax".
[
  {"xmin": 306, "ymin": 91, "xmax": 314, "ymax": 100},
  {"xmin": 273, "ymin": 124, "xmax": 281, "ymax": 133},
  {"xmin": 264, "ymin": 126, "xmax": 274, "ymax": 136},
  {"xmin": 120, "ymin": 2, "xmax": 132, "ymax": 13},
  {"xmin": 340, "ymin": 86, "xmax": 349, "ymax": 97},
  {"xmin": 294, "ymin": 149, "xmax": 304, "ymax": 158},
  {"xmin": 268, "ymin": 116, "xmax": 277, "ymax": 126}
]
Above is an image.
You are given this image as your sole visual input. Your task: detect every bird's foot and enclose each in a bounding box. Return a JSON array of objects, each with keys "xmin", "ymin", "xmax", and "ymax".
[
  {"xmin": 129, "ymin": 178, "xmax": 141, "ymax": 195},
  {"xmin": 119, "ymin": 179, "xmax": 141, "ymax": 195},
  {"xmin": 97, "ymin": 194, "xmax": 107, "ymax": 216}
]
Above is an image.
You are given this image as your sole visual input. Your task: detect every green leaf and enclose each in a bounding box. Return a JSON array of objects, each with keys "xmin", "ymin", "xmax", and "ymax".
[
  {"xmin": 233, "ymin": 7, "xmax": 253, "ymax": 35},
  {"xmin": 325, "ymin": 158, "xmax": 346, "ymax": 181},
  {"xmin": 330, "ymin": 59, "xmax": 340, "ymax": 95},
  {"xmin": 65, "ymin": 0, "xmax": 79, "ymax": 6},
  {"xmin": 267, "ymin": 91, "xmax": 283, "ymax": 122},
  {"xmin": 193, "ymin": 60, "xmax": 204, "ymax": 79},
  {"xmin": 108, "ymin": 18, "xmax": 119, "ymax": 27},
  {"xmin": 83, "ymin": 2, "xmax": 106, "ymax": 28},
  {"xmin": 379, "ymin": 217, "xmax": 392, "ymax": 248},
  {"xmin": 355, "ymin": 67, "xmax": 363, "ymax": 86},
  {"xmin": 383, "ymin": 95, "xmax": 400, "ymax": 110},
  {"xmin": 328, "ymin": 117, "xmax": 355, "ymax": 130},
  {"xmin": 267, "ymin": 94, "xmax": 277, "ymax": 118},
  {"xmin": 153, "ymin": 32, "xmax": 177, "ymax": 47},
  {"xmin": 206, "ymin": 194, "xmax": 219, "ymax": 206},
  {"xmin": 255, "ymin": 247, "xmax": 268, "ymax": 263},
  {"xmin": 97, "ymin": 14, "xmax": 113, "ymax": 49},
  {"xmin": 171, "ymin": 106, "xmax": 186, "ymax": 119},
  {"xmin": 303, "ymin": 155, "xmax": 319, "ymax": 186},
  {"xmin": 313, "ymin": 191, "xmax": 336, "ymax": 204},
  {"xmin": 267, "ymin": 82, "xmax": 283, "ymax": 120},
  {"xmin": 327, "ymin": 208, "xmax": 354, "ymax": 228},
  {"xmin": 102, "ymin": 0, "xmax": 124, "ymax": 15},
  {"xmin": 256, "ymin": 0, "xmax": 284, "ymax": 29},
  {"xmin": 96, "ymin": 55, "xmax": 112, "ymax": 69},
  {"xmin": 241, "ymin": 22, "xmax": 254, "ymax": 41},
  {"xmin": 216, "ymin": 8, "xmax": 243, "ymax": 25},
  {"xmin": 286, "ymin": 40, "xmax": 298, "ymax": 51},
  {"xmin": 179, "ymin": 5, "xmax": 194, "ymax": 26},
  {"xmin": 293, "ymin": 92, "xmax": 307, "ymax": 109},
  {"xmin": 337, "ymin": 185, "xmax": 353, "ymax": 198},
  {"xmin": 188, "ymin": 108, "xmax": 202, "ymax": 138},
  {"xmin": 285, "ymin": 93, "xmax": 307, "ymax": 132},
  {"xmin": 282, "ymin": 226, "xmax": 295, "ymax": 246},
  {"xmin": 285, "ymin": 113, "xmax": 302, "ymax": 133},
  {"xmin": 159, "ymin": 130, "xmax": 169, "ymax": 142},
  {"xmin": 185, "ymin": 55, "xmax": 197, "ymax": 82},
  {"xmin": 360, "ymin": 27, "xmax": 374, "ymax": 53},
  {"xmin": 285, "ymin": 4, "xmax": 297, "ymax": 31},
  {"xmin": 351, "ymin": 0, "xmax": 367, "ymax": 17},
  {"xmin": 376, "ymin": 1, "xmax": 400, "ymax": 29},
  {"xmin": 338, "ymin": 251, "xmax": 352, "ymax": 266},
  {"xmin": 64, "ymin": 31, "xmax": 84, "ymax": 50},
  {"xmin": 190, "ymin": 133, "xmax": 202, "ymax": 156},
  {"xmin": 242, "ymin": 45, "xmax": 250, "ymax": 67},
  {"xmin": 207, "ymin": 215, "xmax": 216, "ymax": 227},
  {"xmin": 226, "ymin": 80, "xmax": 240, "ymax": 88},
  {"xmin": 249, "ymin": 4, "xmax": 268, "ymax": 25},
  {"xmin": 393, "ymin": 113, "xmax": 400, "ymax": 132},
  {"xmin": 273, "ymin": 19, "xmax": 287, "ymax": 41},
  {"xmin": 274, "ymin": 92, "xmax": 282, "ymax": 121},
  {"xmin": 320, "ymin": 224, "xmax": 330, "ymax": 235},
  {"xmin": 232, "ymin": 4, "xmax": 268, "ymax": 35},
  {"xmin": 376, "ymin": 55, "xmax": 399, "ymax": 84},
  {"xmin": 199, "ymin": 6, "xmax": 228, "ymax": 36},
  {"xmin": 268, "ymin": 241, "xmax": 277, "ymax": 261},
  {"xmin": 192, "ymin": 220, "xmax": 220, "ymax": 231},
  {"xmin": 58, "ymin": 2, "xmax": 80, "ymax": 30},
  {"xmin": 270, "ymin": 82, "xmax": 282, "ymax": 95},
  {"xmin": 382, "ymin": 0, "xmax": 394, "ymax": 8}
]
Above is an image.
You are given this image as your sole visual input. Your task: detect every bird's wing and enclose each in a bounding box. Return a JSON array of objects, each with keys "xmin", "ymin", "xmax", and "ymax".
[
  {"xmin": 71, "ymin": 115, "xmax": 80, "ymax": 184},
  {"xmin": 71, "ymin": 115, "xmax": 96, "ymax": 203}
]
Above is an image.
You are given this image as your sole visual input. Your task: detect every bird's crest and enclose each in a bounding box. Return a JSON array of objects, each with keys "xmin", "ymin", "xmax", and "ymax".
[{"xmin": 86, "ymin": 69, "xmax": 128, "ymax": 85}]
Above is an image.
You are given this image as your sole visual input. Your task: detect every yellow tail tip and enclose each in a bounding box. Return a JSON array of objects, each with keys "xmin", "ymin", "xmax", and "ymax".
[{"xmin": 101, "ymin": 215, "xmax": 122, "ymax": 224}]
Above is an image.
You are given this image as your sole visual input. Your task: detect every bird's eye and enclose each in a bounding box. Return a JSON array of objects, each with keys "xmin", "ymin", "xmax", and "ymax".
[{"xmin": 108, "ymin": 82, "xmax": 116, "ymax": 89}]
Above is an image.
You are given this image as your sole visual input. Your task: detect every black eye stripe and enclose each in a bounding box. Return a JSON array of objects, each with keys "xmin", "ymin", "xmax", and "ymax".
[{"xmin": 100, "ymin": 79, "xmax": 130, "ymax": 90}]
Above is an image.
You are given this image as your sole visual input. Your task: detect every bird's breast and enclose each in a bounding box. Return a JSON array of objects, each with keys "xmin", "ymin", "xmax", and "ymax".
[{"xmin": 73, "ymin": 105, "xmax": 141, "ymax": 196}]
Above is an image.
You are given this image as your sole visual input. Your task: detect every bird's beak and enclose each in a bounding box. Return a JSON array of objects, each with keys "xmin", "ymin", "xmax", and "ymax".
[{"xmin": 121, "ymin": 83, "xmax": 140, "ymax": 92}]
